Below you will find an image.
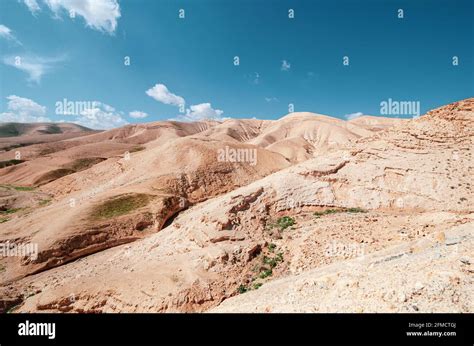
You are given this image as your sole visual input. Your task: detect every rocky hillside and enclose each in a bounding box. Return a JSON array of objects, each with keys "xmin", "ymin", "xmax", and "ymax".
[{"xmin": 0, "ymin": 99, "xmax": 472, "ymax": 313}]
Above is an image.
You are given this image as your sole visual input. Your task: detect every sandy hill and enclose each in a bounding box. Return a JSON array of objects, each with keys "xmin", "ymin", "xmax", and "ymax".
[
  {"xmin": 0, "ymin": 99, "xmax": 472, "ymax": 313},
  {"xmin": 0, "ymin": 122, "xmax": 98, "ymax": 155},
  {"xmin": 249, "ymin": 112, "xmax": 382, "ymax": 162},
  {"xmin": 349, "ymin": 115, "xmax": 406, "ymax": 131},
  {"xmin": 0, "ymin": 122, "xmax": 92, "ymax": 137},
  {"xmin": 0, "ymin": 112, "xmax": 385, "ymax": 187}
]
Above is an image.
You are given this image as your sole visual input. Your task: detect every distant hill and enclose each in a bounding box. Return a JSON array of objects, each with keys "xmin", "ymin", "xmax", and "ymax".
[{"xmin": 0, "ymin": 122, "xmax": 93, "ymax": 137}]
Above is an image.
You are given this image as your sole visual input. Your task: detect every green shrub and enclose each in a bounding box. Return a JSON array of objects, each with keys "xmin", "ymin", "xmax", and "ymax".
[
  {"xmin": 276, "ymin": 252, "xmax": 284, "ymax": 263},
  {"xmin": 237, "ymin": 284, "xmax": 248, "ymax": 294},
  {"xmin": 276, "ymin": 216, "xmax": 295, "ymax": 230},
  {"xmin": 263, "ymin": 256, "xmax": 278, "ymax": 268},
  {"xmin": 268, "ymin": 243, "xmax": 276, "ymax": 252},
  {"xmin": 346, "ymin": 207, "xmax": 367, "ymax": 213},
  {"xmin": 259, "ymin": 269, "xmax": 273, "ymax": 279}
]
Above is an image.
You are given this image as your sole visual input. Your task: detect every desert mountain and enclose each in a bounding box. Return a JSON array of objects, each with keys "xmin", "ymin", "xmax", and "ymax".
[
  {"xmin": 0, "ymin": 122, "xmax": 97, "ymax": 155},
  {"xmin": 1, "ymin": 112, "xmax": 376, "ymax": 284},
  {"xmin": 0, "ymin": 122, "xmax": 92, "ymax": 137},
  {"xmin": 0, "ymin": 99, "xmax": 472, "ymax": 313}
]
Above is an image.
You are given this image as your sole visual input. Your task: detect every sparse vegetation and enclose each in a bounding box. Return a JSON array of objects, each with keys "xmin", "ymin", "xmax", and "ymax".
[
  {"xmin": 276, "ymin": 252, "xmax": 284, "ymax": 262},
  {"xmin": 0, "ymin": 123, "xmax": 20, "ymax": 137},
  {"xmin": 263, "ymin": 255, "xmax": 277, "ymax": 268},
  {"xmin": 0, "ymin": 159, "xmax": 25, "ymax": 169},
  {"xmin": 38, "ymin": 147, "xmax": 57, "ymax": 155},
  {"xmin": 6, "ymin": 305, "xmax": 20, "ymax": 314},
  {"xmin": 276, "ymin": 216, "xmax": 295, "ymax": 230},
  {"xmin": 0, "ymin": 217, "xmax": 9, "ymax": 223},
  {"xmin": 346, "ymin": 207, "xmax": 367, "ymax": 213},
  {"xmin": 0, "ymin": 207, "xmax": 21, "ymax": 215},
  {"xmin": 266, "ymin": 216, "xmax": 296, "ymax": 233},
  {"xmin": 259, "ymin": 269, "xmax": 273, "ymax": 279},
  {"xmin": 238, "ymin": 244, "xmax": 285, "ymax": 295},
  {"xmin": 33, "ymin": 158, "xmax": 105, "ymax": 185},
  {"xmin": 34, "ymin": 168, "xmax": 75, "ymax": 185},
  {"xmin": 0, "ymin": 184, "xmax": 36, "ymax": 192},
  {"xmin": 314, "ymin": 207, "xmax": 367, "ymax": 218},
  {"xmin": 89, "ymin": 193, "xmax": 153, "ymax": 220},
  {"xmin": 237, "ymin": 284, "xmax": 248, "ymax": 294},
  {"xmin": 68, "ymin": 157, "xmax": 105, "ymax": 171},
  {"xmin": 39, "ymin": 198, "xmax": 52, "ymax": 206},
  {"xmin": 130, "ymin": 146, "xmax": 146, "ymax": 153},
  {"xmin": 258, "ymin": 245, "xmax": 284, "ymax": 280},
  {"xmin": 13, "ymin": 185, "xmax": 36, "ymax": 192},
  {"xmin": 38, "ymin": 124, "xmax": 61, "ymax": 134},
  {"xmin": 314, "ymin": 209, "xmax": 339, "ymax": 217},
  {"xmin": 4, "ymin": 143, "xmax": 27, "ymax": 152}
]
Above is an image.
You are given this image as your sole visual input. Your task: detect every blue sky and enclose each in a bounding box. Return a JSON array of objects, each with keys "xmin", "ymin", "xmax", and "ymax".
[{"xmin": 0, "ymin": 0, "xmax": 473, "ymax": 129}]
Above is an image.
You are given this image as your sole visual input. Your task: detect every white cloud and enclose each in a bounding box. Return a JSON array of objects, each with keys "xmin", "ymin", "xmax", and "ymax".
[
  {"xmin": 0, "ymin": 95, "xmax": 51, "ymax": 123},
  {"xmin": 3, "ymin": 54, "xmax": 66, "ymax": 84},
  {"xmin": 72, "ymin": 102, "xmax": 128, "ymax": 130},
  {"xmin": 183, "ymin": 103, "xmax": 224, "ymax": 121},
  {"xmin": 0, "ymin": 96, "xmax": 128, "ymax": 129},
  {"xmin": 146, "ymin": 84, "xmax": 185, "ymax": 106},
  {"xmin": 344, "ymin": 112, "xmax": 364, "ymax": 120},
  {"xmin": 21, "ymin": 0, "xmax": 121, "ymax": 34},
  {"xmin": 147, "ymin": 83, "xmax": 224, "ymax": 122},
  {"xmin": 101, "ymin": 103, "xmax": 115, "ymax": 112},
  {"xmin": 21, "ymin": 0, "xmax": 41, "ymax": 14},
  {"xmin": 0, "ymin": 24, "xmax": 22, "ymax": 45},
  {"xmin": 281, "ymin": 60, "xmax": 291, "ymax": 71},
  {"xmin": 129, "ymin": 110, "xmax": 148, "ymax": 119}
]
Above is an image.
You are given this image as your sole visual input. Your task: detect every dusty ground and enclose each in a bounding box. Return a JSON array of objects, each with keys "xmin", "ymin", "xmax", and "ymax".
[{"xmin": 0, "ymin": 98, "xmax": 472, "ymax": 313}]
